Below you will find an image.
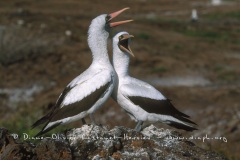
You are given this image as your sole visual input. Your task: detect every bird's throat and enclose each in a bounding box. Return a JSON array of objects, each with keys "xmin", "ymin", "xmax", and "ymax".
[{"xmin": 88, "ymin": 29, "xmax": 110, "ymax": 65}]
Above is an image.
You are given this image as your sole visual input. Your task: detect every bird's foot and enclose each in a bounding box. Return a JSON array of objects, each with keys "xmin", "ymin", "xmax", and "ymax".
[
  {"xmin": 81, "ymin": 118, "xmax": 87, "ymax": 125},
  {"xmin": 134, "ymin": 121, "xmax": 143, "ymax": 132},
  {"xmin": 88, "ymin": 114, "xmax": 104, "ymax": 128},
  {"xmin": 90, "ymin": 122, "xmax": 103, "ymax": 128}
]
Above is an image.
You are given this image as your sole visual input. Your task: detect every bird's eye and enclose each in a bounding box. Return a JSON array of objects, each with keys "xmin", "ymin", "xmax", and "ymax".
[
  {"xmin": 105, "ymin": 15, "xmax": 111, "ymax": 22},
  {"xmin": 119, "ymin": 35, "xmax": 123, "ymax": 40}
]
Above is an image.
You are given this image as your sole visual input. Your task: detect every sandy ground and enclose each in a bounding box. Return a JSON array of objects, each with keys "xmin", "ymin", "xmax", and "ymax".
[{"xmin": 0, "ymin": 0, "xmax": 239, "ymax": 159}]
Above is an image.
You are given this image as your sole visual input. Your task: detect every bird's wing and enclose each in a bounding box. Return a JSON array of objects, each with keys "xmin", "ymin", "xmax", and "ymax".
[
  {"xmin": 32, "ymin": 69, "xmax": 113, "ymax": 128},
  {"xmin": 120, "ymin": 78, "xmax": 191, "ymax": 119},
  {"xmin": 55, "ymin": 68, "xmax": 104, "ymax": 108},
  {"xmin": 121, "ymin": 78, "xmax": 166, "ymax": 100},
  {"xmin": 50, "ymin": 70, "xmax": 113, "ymax": 122}
]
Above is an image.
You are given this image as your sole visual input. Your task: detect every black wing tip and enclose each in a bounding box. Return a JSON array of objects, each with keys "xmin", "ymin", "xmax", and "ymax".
[
  {"xmin": 184, "ymin": 126, "xmax": 198, "ymax": 132},
  {"xmin": 182, "ymin": 116, "xmax": 197, "ymax": 126},
  {"xmin": 166, "ymin": 99, "xmax": 191, "ymax": 118},
  {"xmin": 31, "ymin": 105, "xmax": 56, "ymax": 129},
  {"xmin": 168, "ymin": 121, "xmax": 198, "ymax": 132},
  {"xmin": 34, "ymin": 130, "xmax": 44, "ymax": 138},
  {"xmin": 34, "ymin": 121, "xmax": 62, "ymax": 137},
  {"xmin": 31, "ymin": 116, "xmax": 49, "ymax": 129},
  {"xmin": 31, "ymin": 119, "xmax": 43, "ymax": 129},
  {"xmin": 166, "ymin": 113, "xmax": 198, "ymax": 131},
  {"xmin": 189, "ymin": 120, "xmax": 197, "ymax": 126}
]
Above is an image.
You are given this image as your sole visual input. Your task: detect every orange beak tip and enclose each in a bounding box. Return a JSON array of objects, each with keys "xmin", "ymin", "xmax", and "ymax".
[
  {"xmin": 109, "ymin": 7, "xmax": 131, "ymax": 21},
  {"xmin": 110, "ymin": 19, "xmax": 133, "ymax": 28}
]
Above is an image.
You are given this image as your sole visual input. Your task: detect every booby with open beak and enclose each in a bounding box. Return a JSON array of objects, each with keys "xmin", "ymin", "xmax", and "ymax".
[
  {"xmin": 32, "ymin": 8, "xmax": 132, "ymax": 136},
  {"xmin": 112, "ymin": 32, "xmax": 197, "ymax": 132}
]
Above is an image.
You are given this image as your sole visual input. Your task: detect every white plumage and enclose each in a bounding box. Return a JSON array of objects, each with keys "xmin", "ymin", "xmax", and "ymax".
[
  {"xmin": 112, "ymin": 31, "xmax": 197, "ymax": 131},
  {"xmin": 32, "ymin": 8, "xmax": 132, "ymax": 136}
]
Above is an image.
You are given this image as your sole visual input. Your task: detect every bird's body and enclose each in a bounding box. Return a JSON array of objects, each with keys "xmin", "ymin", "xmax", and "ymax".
[
  {"xmin": 112, "ymin": 32, "xmax": 197, "ymax": 131},
  {"xmin": 191, "ymin": 9, "xmax": 198, "ymax": 22},
  {"xmin": 32, "ymin": 9, "xmax": 132, "ymax": 136},
  {"xmin": 43, "ymin": 62, "xmax": 116, "ymax": 129}
]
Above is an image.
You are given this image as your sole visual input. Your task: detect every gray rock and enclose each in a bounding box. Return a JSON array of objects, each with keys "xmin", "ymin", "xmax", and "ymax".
[
  {"xmin": 66, "ymin": 124, "xmax": 225, "ymax": 160},
  {"xmin": 0, "ymin": 128, "xmax": 72, "ymax": 160},
  {"xmin": 0, "ymin": 125, "xmax": 226, "ymax": 160}
]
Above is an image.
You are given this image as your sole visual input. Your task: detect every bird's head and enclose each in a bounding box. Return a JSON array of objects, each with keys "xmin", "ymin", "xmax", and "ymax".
[
  {"xmin": 113, "ymin": 31, "xmax": 134, "ymax": 57},
  {"xmin": 89, "ymin": 8, "xmax": 133, "ymax": 33}
]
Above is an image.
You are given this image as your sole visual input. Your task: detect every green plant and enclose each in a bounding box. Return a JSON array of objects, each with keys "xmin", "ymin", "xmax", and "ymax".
[
  {"xmin": 152, "ymin": 66, "xmax": 167, "ymax": 73},
  {"xmin": 137, "ymin": 33, "xmax": 151, "ymax": 40}
]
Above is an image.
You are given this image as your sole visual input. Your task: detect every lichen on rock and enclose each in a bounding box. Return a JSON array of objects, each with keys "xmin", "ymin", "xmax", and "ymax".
[{"xmin": 0, "ymin": 125, "xmax": 226, "ymax": 160}]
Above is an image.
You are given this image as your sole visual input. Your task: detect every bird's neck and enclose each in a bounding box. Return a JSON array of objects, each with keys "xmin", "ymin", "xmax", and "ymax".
[
  {"xmin": 88, "ymin": 27, "xmax": 111, "ymax": 65},
  {"xmin": 113, "ymin": 49, "xmax": 130, "ymax": 77}
]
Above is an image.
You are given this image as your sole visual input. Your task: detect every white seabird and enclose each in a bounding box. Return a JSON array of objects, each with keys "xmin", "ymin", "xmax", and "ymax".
[
  {"xmin": 191, "ymin": 9, "xmax": 198, "ymax": 22},
  {"xmin": 32, "ymin": 8, "xmax": 132, "ymax": 136},
  {"xmin": 112, "ymin": 32, "xmax": 197, "ymax": 131}
]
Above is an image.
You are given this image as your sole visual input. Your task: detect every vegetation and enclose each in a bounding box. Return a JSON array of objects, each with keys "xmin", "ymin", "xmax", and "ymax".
[
  {"xmin": 204, "ymin": 11, "xmax": 240, "ymax": 20},
  {"xmin": 0, "ymin": 103, "xmax": 75, "ymax": 141},
  {"xmin": 137, "ymin": 10, "xmax": 240, "ymax": 45},
  {"xmin": 137, "ymin": 32, "xmax": 151, "ymax": 40},
  {"xmin": 151, "ymin": 66, "xmax": 167, "ymax": 73}
]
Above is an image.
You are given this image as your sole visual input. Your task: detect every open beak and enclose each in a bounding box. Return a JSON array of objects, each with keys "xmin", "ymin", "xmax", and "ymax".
[
  {"xmin": 108, "ymin": 7, "xmax": 133, "ymax": 27},
  {"xmin": 118, "ymin": 34, "xmax": 134, "ymax": 57}
]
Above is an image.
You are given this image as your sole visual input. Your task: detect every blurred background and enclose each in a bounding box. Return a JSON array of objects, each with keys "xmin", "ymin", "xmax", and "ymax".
[{"xmin": 0, "ymin": 0, "xmax": 239, "ymax": 159}]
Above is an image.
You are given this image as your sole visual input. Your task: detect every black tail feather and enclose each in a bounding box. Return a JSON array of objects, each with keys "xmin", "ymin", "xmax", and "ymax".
[
  {"xmin": 164, "ymin": 113, "xmax": 198, "ymax": 131},
  {"xmin": 31, "ymin": 115, "xmax": 50, "ymax": 129},
  {"xmin": 34, "ymin": 122, "xmax": 62, "ymax": 137},
  {"xmin": 32, "ymin": 103, "xmax": 56, "ymax": 129},
  {"xmin": 168, "ymin": 120, "xmax": 198, "ymax": 132},
  {"xmin": 167, "ymin": 99, "xmax": 190, "ymax": 118},
  {"xmin": 174, "ymin": 114, "xmax": 198, "ymax": 126}
]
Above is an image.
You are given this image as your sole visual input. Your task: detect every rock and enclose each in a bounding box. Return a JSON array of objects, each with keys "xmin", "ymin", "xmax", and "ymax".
[
  {"xmin": 0, "ymin": 128, "xmax": 36, "ymax": 160},
  {"xmin": 0, "ymin": 125, "xmax": 226, "ymax": 160},
  {"xmin": 0, "ymin": 128, "xmax": 72, "ymax": 160},
  {"xmin": 35, "ymin": 137, "xmax": 72, "ymax": 160},
  {"xmin": 66, "ymin": 125, "xmax": 225, "ymax": 160}
]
